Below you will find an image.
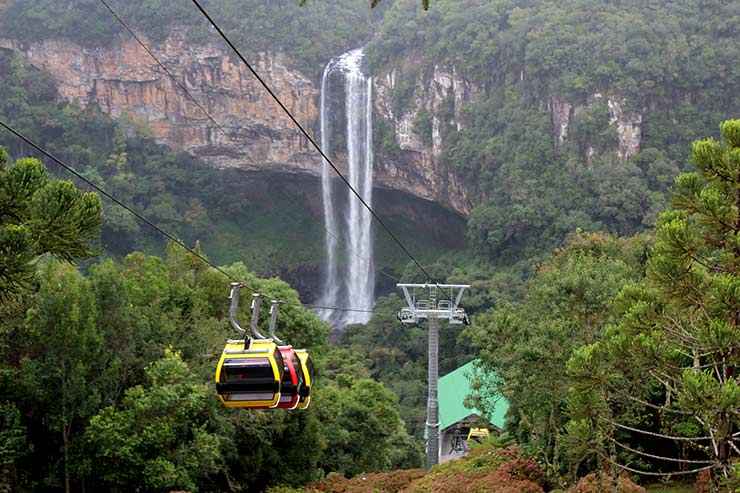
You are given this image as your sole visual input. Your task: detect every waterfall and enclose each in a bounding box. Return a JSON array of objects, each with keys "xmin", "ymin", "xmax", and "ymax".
[
  {"xmin": 318, "ymin": 49, "xmax": 375, "ymax": 327},
  {"xmin": 318, "ymin": 59, "xmax": 341, "ymax": 323}
]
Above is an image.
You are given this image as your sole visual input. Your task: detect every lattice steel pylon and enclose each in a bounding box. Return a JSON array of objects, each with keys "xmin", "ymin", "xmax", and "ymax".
[{"xmin": 397, "ymin": 283, "xmax": 470, "ymax": 468}]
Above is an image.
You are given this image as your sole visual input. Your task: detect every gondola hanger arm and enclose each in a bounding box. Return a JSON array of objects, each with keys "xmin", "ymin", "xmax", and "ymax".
[
  {"xmin": 268, "ymin": 300, "xmax": 284, "ymax": 344},
  {"xmin": 229, "ymin": 282, "xmax": 247, "ymax": 334},
  {"xmin": 250, "ymin": 294, "xmax": 268, "ymax": 339}
]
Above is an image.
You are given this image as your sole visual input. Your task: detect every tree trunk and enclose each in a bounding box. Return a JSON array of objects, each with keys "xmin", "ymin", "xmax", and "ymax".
[
  {"xmin": 609, "ymin": 439, "xmax": 619, "ymax": 493},
  {"xmin": 711, "ymin": 467, "xmax": 722, "ymax": 493},
  {"xmin": 63, "ymin": 423, "xmax": 70, "ymax": 493}
]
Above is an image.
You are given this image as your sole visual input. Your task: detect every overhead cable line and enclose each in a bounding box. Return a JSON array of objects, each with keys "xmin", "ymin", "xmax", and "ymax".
[
  {"xmin": 604, "ymin": 457, "xmax": 713, "ymax": 477},
  {"xmin": 605, "ymin": 436, "xmax": 714, "ymax": 465},
  {"xmin": 599, "ymin": 415, "xmax": 712, "ymax": 441},
  {"xmin": 98, "ymin": 0, "xmax": 399, "ymax": 285},
  {"xmin": 0, "ymin": 119, "xmax": 374, "ymax": 314},
  {"xmin": 188, "ymin": 0, "xmax": 435, "ymax": 282},
  {"xmin": 99, "ymin": 0, "xmax": 246, "ymax": 165}
]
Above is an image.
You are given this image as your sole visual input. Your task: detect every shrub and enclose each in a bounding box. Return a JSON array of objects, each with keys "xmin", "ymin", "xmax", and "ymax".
[
  {"xmin": 306, "ymin": 445, "xmax": 546, "ymax": 493},
  {"xmin": 570, "ymin": 472, "xmax": 646, "ymax": 493},
  {"xmin": 694, "ymin": 469, "xmax": 711, "ymax": 493},
  {"xmin": 497, "ymin": 459, "xmax": 546, "ymax": 486},
  {"xmin": 305, "ymin": 469, "xmax": 425, "ymax": 493},
  {"xmin": 449, "ymin": 444, "xmax": 523, "ymax": 473},
  {"xmin": 266, "ymin": 486, "xmax": 319, "ymax": 493},
  {"xmin": 402, "ymin": 469, "xmax": 544, "ymax": 493}
]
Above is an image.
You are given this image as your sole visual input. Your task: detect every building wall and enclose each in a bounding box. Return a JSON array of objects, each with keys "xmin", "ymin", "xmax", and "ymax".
[{"xmin": 439, "ymin": 428, "xmax": 468, "ymax": 463}]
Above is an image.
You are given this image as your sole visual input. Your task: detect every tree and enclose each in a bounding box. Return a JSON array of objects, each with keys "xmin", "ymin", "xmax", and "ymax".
[
  {"xmin": 21, "ymin": 261, "xmax": 112, "ymax": 493},
  {"xmin": 299, "ymin": 0, "xmax": 430, "ymax": 10},
  {"xmin": 315, "ymin": 378, "xmax": 418, "ymax": 476},
  {"xmin": 0, "ymin": 145, "xmax": 102, "ymax": 299},
  {"xmin": 0, "ymin": 402, "xmax": 29, "ymax": 492},
  {"xmin": 467, "ymin": 232, "xmax": 649, "ymax": 481},
  {"xmin": 85, "ymin": 349, "xmax": 222, "ymax": 492},
  {"xmin": 566, "ymin": 120, "xmax": 740, "ymax": 489},
  {"xmin": 371, "ymin": 0, "xmax": 429, "ymax": 9}
]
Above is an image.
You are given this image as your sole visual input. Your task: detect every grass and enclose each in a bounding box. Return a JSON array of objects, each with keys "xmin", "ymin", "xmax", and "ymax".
[{"xmin": 643, "ymin": 480, "xmax": 694, "ymax": 492}]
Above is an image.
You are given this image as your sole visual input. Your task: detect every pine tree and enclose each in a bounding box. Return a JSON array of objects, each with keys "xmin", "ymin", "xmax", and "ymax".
[
  {"xmin": 566, "ymin": 120, "xmax": 740, "ymax": 488},
  {"xmin": 0, "ymin": 145, "xmax": 102, "ymax": 300}
]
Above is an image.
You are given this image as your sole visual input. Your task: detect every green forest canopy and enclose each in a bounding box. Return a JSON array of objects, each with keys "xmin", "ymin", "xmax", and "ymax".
[
  {"xmin": 3, "ymin": 0, "xmax": 740, "ymax": 269},
  {"xmin": 367, "ymin": 0, "xmax": 740, "ymax": 266},
  {"xmin": 0, "ymin": 149, "xmax": 422, "ymax": 490},
  {"xmin": 2, "ymin": 0, "xmax": 740, "ymax": 488},
  {"xmin": 0, "ymin": 0, "xmax": 380, "ymax": 75}
]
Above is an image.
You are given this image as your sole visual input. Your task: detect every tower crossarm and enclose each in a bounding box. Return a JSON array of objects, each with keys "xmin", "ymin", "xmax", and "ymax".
[{"xmin": 396, "ymin": 283, "xmax": 470, "ymax": 324}]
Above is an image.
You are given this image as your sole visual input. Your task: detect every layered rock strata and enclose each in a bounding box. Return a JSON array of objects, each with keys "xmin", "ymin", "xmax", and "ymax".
[
  {"xmin": 373, "ymin": 64, "xmax": 477, "ymax": 216},
  {"xmin": 1, "ymin": 34, "xmax": 319, "ymax": 173},
  {"xmin": 0, "ymin": 34, "xmax": 473, "ymax": 216}
]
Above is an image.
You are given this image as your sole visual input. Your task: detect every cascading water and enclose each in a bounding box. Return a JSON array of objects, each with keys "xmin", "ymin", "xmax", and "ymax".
[{"xmin": 317, "ymin": 49, "xmax": 375, "ymax": 327}]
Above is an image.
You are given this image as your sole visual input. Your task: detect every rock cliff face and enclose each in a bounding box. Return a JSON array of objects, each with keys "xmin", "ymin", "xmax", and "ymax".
[
  {"xmin": 372, "ymin": 62, "xmax": 644, "ymax": 217},
  {"xmin": 373, "ymin": 64, "xmax": 478, "ymax": 216},
  {"xmin": 0, "ymin": 33, "xmax": 642, "ymax": 217},
  {"xmin": 0, "ymin": 33, "xmax": 474, "ymax": 216},
  {"xmin": 0, "ymin": 34, "xmax": 321, "ymax": 173},
  {"xmin": 550, "ymin": 93, "xmax": 642, "ymax": 161}
]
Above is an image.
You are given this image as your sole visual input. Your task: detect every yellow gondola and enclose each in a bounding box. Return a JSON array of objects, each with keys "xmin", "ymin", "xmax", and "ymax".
[
  {"xmin": 217, "ymin": 283, "xmax": 316, "ymax": 410},
  {"xmin": 216, "ymin": 284, "xmax": 287, "ymax": 409},
  {"xmin": 467, "ymin": 427, "xmax": 490, "ymax": 442},
  {"xmin": 294, "ymin": 349, "xmax": 314, "ymax": 409},
  {"xmin": 215, "ymin": 339, "xmax": 285, "ymax": 408}
]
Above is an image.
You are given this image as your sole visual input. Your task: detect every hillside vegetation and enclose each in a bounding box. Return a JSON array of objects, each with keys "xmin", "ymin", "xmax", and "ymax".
[
  {"xmin": 3, "ymin": 1, "xmax": 740, "ymax": 492},
  {"xmin": 0, "ymin": 149, "xmax": 422, "ymax": 490},
  {"xmin": 303, "ymin": 441, "xmax": 547, "ymax": 493},
  {"xmin": 0, "ymin": 0, "xmax": 381, "ymax": 75},
  {"xmin": 3, "ymin": 0, "xmax": 740, "ymax": 273},
  {"xmin": 0, "ymin": 48, "xmax": 450, "ymax": 291},
  {"xmin": 368, "ymin": 0, "xmax": 740, "ymax": 265}
]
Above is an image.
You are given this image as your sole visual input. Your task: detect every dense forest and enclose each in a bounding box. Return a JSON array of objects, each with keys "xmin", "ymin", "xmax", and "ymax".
[
  {"xmin": 0, "ymin": 149, "xmax": 421, "ymax": 490},
  {"xmin": 4, "ymin": 0, "xmax": 740, "ymax": 271},
  {"xmin": 367, "ymin": 0, "xmax": 740, "ymax": 265},
  {"xmin": 2, "ymin": 0, "xmax": 740, "ymax": 492},
  {"xmin": 0, "ymin": 0, "xmax": 379, "ymax": 75}
]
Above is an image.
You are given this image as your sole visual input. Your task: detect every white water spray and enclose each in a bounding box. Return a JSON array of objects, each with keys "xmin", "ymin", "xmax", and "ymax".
[{"xmin": 318, "ymin": 49, "xmax": 375, "ymax": 327}]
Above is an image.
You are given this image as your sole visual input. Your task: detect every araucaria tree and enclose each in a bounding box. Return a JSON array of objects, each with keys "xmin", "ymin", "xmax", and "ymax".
[
  {"xmin": 0, "ymin": 145, "xmax": 102, "ymax": 299},
  {"xmin": 567, "ymin": 120, "xmax": 740, "ymax": 487}
]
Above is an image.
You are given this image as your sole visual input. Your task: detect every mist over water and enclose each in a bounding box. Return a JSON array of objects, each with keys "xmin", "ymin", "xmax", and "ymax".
[{"xmin": 317, "ymin": 49, "xmax": 375, "ymax": 327}]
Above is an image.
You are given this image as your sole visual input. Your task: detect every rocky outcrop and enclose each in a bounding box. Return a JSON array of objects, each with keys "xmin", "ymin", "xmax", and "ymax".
[
  {"xmin": 0, "ymin": 34, "xmax": 320, "ymax": 173},
  {"xmin": 606, "ymin": 97, "xmax": 642, "ymax": 160},
  {"xmin": 550, "ymin": 96, "xmax": 573, "ymax": 146},
  {"xmin": 550, "ymin": 93, "xmax": 642, "ymax": 160},
  {"xmin": 373, "ymin": 64, "xmax": 477, "ymax": 216},
  {"xmin": 0, "ymin": 34, "xmax": 472, "ymax": 216}
]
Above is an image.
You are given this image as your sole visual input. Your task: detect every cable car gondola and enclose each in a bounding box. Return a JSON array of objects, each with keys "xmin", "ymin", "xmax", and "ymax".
[
  {"xmin": 215, "ymin": 339, "xmax": 284, "ymax": 408},
  {"xmin": 275, "ymin": 346, "xmax": 304, "ymax": 409},
  {"xmin": 467, "ymin": 427, "xmax": 490, "ymax": 442},
  {"xmin": 264, "ymin": 300, "xmax": 305, "ymax": 410},
  {"xmin": 216, "ymin": 283, "xmax": 315, "ymax": 411},
  {"xmin": 294, "ymin": 349, "xmax": 314, "ymax": 409},
  {"xmin": 215, "ymin": 284, "xmax": 285, "ymax": 408}
]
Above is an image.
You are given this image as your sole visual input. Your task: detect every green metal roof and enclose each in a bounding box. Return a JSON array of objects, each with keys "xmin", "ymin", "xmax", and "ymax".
[{"xmin": 438, "ymin": 359, "xmax": 508, "ymax": 431}]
